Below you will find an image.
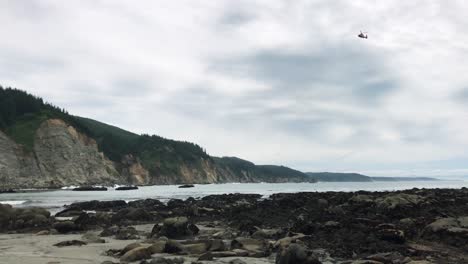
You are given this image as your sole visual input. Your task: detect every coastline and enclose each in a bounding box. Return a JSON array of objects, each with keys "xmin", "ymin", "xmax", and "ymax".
[{"xmin": 1, "ymin": 188, "xmax": 468, "ymax": 263}]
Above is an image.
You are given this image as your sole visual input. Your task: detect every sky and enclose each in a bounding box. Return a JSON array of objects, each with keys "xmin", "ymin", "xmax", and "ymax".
[{"xmin": 1, "ymin": 0, "xmax": 468, "ymax": 177}]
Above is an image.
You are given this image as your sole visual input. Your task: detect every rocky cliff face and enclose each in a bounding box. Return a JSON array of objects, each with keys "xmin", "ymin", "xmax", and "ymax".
[
  {"xmin": 0, "ymin": 118, "xmax": 312, "ymax": 188},
  {"xmin": 0, "ymin": 119, "xmax": 126, "ymax": 188}
]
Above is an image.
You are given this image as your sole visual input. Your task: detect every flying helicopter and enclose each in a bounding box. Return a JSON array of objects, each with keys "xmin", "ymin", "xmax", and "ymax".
[{"xmin": 358, "ymin": 31, "xmax": 368, "ymax": 39}]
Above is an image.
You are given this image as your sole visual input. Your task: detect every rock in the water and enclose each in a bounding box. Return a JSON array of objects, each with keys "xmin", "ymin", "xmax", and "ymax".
[
  {"xmin": 73, "ymin": 186, "xmax": 108, "ymax": 191},
  {"xmin": 54, "ymin": 240, "xmax": 87, "ymax": 247},
  {"xmin": 116, "ymin": 186, "xmax": 138, "ymax": 191},
  {"xmin": 120, "ymin": 246, "xmax": 151, "ymax": 262},
  {"xmin": 178, "ymin": 184, "xmax": 195, "ymax": 188},
  {"xmin": 276, "ymin": 243, "xmax": 321, "ymax": 264}
]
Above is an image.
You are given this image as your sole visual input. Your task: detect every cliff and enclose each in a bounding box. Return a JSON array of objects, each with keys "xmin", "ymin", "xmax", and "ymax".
[{"xmin": 0, "ymin": 87, "xmax": 314, "ymax": 188}]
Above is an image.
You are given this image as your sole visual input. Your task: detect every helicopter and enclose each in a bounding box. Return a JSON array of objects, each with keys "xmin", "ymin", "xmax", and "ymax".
[{"xmin": 358, "ymin": 31, "xmax": 368, "ymax": 39}]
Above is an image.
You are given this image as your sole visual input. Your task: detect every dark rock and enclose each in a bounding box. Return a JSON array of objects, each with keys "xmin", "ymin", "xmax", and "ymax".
[
  {"xmin": 128, "ymin": 199, "xmax": 165, "ymax": 209},
  {"xmin": 116, "ymin": 186, "xmax": 139, "ymax": 191},
  {"xmin": 73, "ymin": 186, "xmax": 108, "ymax": 191},
  {"xmin": 151, "ymin": 217, "xmax": 199, "ymax": 239},
  {"xmin": 53, "ymin": 221, "xmax": 79, "ymax": 233},
  {"xmin": 116, "ymin": 226, "xmax": 139, "ymax": 240},
  {"xmin": 276, "ymin": 243, "xmax": 322, "ymax": 264},
  {"xmin": 178, "ymin": 184, "xmax": 195, "ymax": 188},
  {"xmin": 100, "ymin": 225, "xmax": 119, "ymax": 237},
  {"xmin": 198, "ymin": 252, "xmax": 213, "ymax": 261},
  {"xmin": 230, "ymin": 259, "xmax": 247, "ymax": 264},
  {"xmin": 147, "ymin": 257, "xmax": 185, "ymax": 264},
  {"xmin": 64, "ymin": 200, "xmax": 127, "ymax": 211},
  {"xmin": 164, "ymin": 240, "xmax": 184, "ymax": 254},
  {"xmin": 54, "ymin": 240, "xmax": 87, "ymax": 247}
]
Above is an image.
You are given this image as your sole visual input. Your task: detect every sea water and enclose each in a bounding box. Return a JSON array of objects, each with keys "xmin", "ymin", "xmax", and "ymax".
[{"xmin": 1, "ymin": 181, "xmax": 467, "ymax": 214}]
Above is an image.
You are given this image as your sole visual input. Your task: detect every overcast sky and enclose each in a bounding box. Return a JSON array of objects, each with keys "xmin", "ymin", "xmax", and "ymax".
[{"xmin": 2, "ymin": 1, "xmax": 468, "ymax": 177}]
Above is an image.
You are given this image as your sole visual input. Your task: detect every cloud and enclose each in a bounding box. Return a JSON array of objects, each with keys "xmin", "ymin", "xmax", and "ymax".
[{"xmin": 1, "ymin": 0, "xmax": 468, "ymax": 176}]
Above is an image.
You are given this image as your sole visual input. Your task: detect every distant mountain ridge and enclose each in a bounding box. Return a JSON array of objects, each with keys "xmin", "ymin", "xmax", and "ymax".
[
  {"xmin": 0, "ymin": 86, "xmax": 314, "ymax": 188},
  {"xmin": 306, "ymin": 172, "xmax": 439, "ymax": 182}
]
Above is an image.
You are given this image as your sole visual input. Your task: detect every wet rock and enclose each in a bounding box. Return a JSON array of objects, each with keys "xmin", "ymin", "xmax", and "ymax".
[
  {"xmin": 377, "ymin": 228, "xmax": 405, "ymax": 244},
  {"xmin": 53, "ymin": 221, "xmax": 79, "ymax": 233},
  {"xmin": 122, "ymin": 242, "xmax": 142, "ymax": 255},
  {"xmin": 35, "ymin": 230, "xmax": 50, "ymax": 235},
  {"xmin": 424, "ymin": 217, "xmax": 468, "ymax": 247},
  {"xmin": 351, "ymin": 261, "xmax": 384, "ymax": 264},
  {"xmin": 82, "ymin": 232, "xmax": 105, "ymax": 243},
  {"xmin": 54, "ymin": 240, "xmax": 87, "ymax": 247},
  {"xmin": 73, "ymin": 186, "xmax": 107, "ymax": 191},
  {"xmin": 147, "ymin": 257, "xmax": 185, "ymax": 264},
  {"xmin": 116, "ymin": 226, "xmax": 139, "ymax": 240},
  {"xmin": 147, "ymin": 240, "xmax": 167, "ymax": 254},
  {"xmin": 113, "ymin": 208, "xmax": 153, "ymax": 222},
  {"xmin": 375, "ymin": 194, "xmax": 424, "ymax": 210},
  {"xmin": 164, "ymin": 240, "xmax": 185, "ymax": 254},
  {"xmin": 275, "ymin": 243, "xmax": 322, "ymax": 264},
  {"xmin": 65, "ymin": 200, "xmax": 127, "ymax": 212},
  {"xmin": 151, "ymin": 217, "xmax": 199, "ymax": 239},
  {"xmin": 229, "ymin": 259, "xmax": 247, "ymax": 264},
  {"xmin": 179, "ymin": 184, "xmax": 195, "ymax": 188},
  {"xmin": 183, "ymin": 243, "xmax": 207, "ymax": 254},
  {"xmin": 100, "ymin": 225, "xmax": 119, "ymax": 237},
  {"xmin": 365, "ymin": 252, "xmax": 406, "ymax": 264},
  {"xmin": 231, "ymin": 238, "xmax": 266, "ymax": 252},
  {"xmin": 116, "ymin": 186, "xmax": 138, "ymax": 191},
  {"xmin": 198, "ymin": 252, "xmax": 213, "ymax": 261},
  {"xmin": 120, "ymin": 246, "xmax": 151, "ymax": 262},
  {"xmin": 74, "ymin": 212, "xmax": 99, "ymax": 230},
  {"xmin": 128, "ymin": 199, "xmax": 165, "ymax": 209}
]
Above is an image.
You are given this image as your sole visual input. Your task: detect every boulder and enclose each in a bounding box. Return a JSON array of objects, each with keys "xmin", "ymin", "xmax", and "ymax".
[
  {"xmin": 183, "ymin": 243, "xmax": 207, "ymax": 254},
  {"xmin": 53, "ymin": 221, "xmax": 79, "ymax": 233},
  {"xmin": 275, "ymin": 243, "xmax": 322, "ymax": 264},
  {"xmin": 100, "ymin": 225, "xmax": 119, "ymax": 237},
  {"xmin": 120, "ymin": 246, "xmax": 151, "ymax": 262},
  {"xmin": 151, "ymin": 217, "xmax": 199, "ymax": 239},
  {"xmin": 147, "ymin": 240, "xmax": 167, "ymax": 254},
  {"xmin": 148, "ymin": 257, "xmax": 185, "ymax": 264},
  {"xmin": 375, "ymin": 194, "xmax": 424, "ymax": 210},
  {"xmin": 164, "ymin": 240, "xmax": 185, "ymax": 254},
  {"xmin": 121, "ymin": 242, "xmax": 142, "ymax": 255},
  {"xmin": 115, "ymin": 226, "xmax": 139, "ymax": 240}
]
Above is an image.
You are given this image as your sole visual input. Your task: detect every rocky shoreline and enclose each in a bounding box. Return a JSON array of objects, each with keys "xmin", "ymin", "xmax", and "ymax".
[{"xmin": 1, "ymin": 188, "xmax": 468, "ymax": 263}]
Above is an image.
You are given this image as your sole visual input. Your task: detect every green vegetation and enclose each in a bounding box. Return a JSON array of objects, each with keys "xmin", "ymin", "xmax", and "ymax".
[
  {"xmin": 214, "ymin": 157, "xmax": 313, "ymax": 182},
  {"xmin": 0, "ymin": 85, "xmax": 313, "ymax": 182},
  {"xmin": 306, "ymin": 172, "xmax": 372, "ymax": 182},
  {"xmin": 0, "ymin": 85, "xmax": 209, "ymax": 175}
]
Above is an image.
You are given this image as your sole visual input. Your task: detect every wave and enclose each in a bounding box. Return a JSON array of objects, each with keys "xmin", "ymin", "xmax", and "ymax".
[{"xmin": 0, "ymin": 200, "xmax": 27, "ymax": 205}]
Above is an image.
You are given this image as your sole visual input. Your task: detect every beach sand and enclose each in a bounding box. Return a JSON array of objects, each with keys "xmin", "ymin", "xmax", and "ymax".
[{"xmin": 0, "ymin": 224, "xmax": 275, "ymax": 264}]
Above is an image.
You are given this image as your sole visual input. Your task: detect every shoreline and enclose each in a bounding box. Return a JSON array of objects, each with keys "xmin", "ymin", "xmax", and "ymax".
[{"xmin": 1, "ymin": 188, "xmax": 468, "ymax": 263}]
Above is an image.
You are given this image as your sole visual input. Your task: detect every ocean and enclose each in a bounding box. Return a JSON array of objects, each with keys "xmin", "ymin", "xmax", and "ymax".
[{"xmin": 1, "ymin": 181, "xmax": 467, "ymax": 214}]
